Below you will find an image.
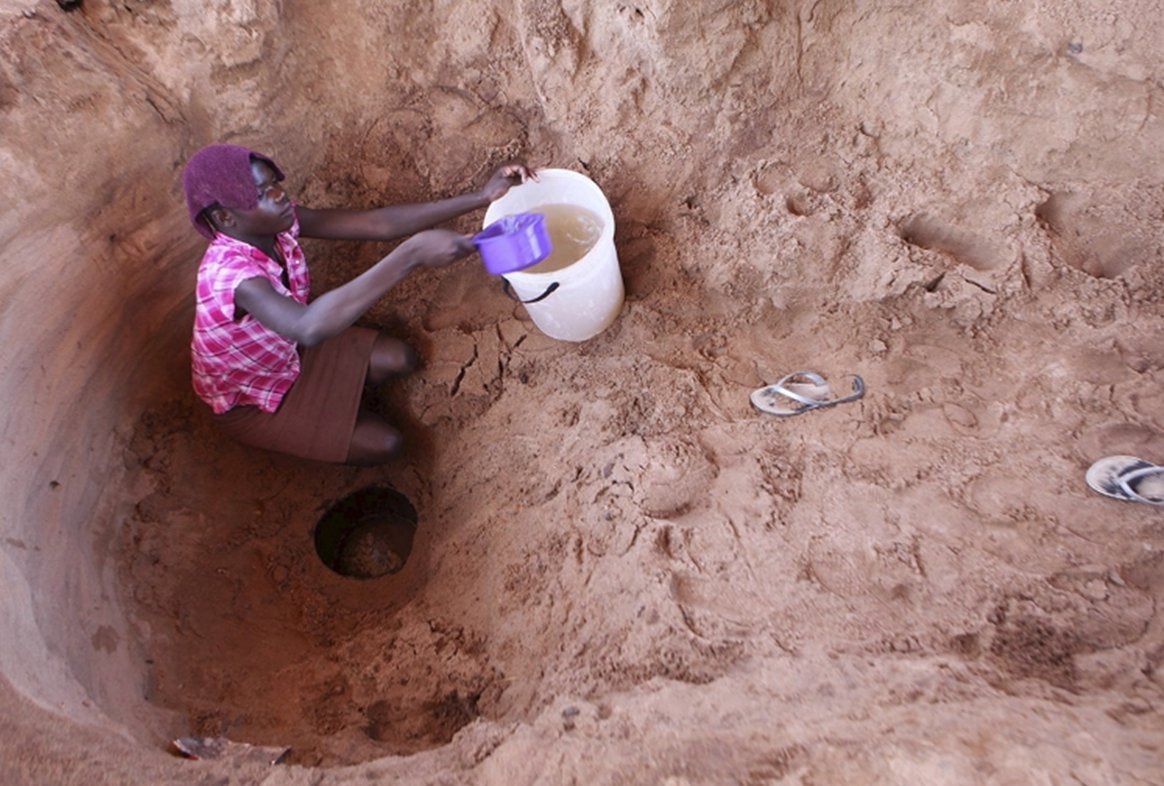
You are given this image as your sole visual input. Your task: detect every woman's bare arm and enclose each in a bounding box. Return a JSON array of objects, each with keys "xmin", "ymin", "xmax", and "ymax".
[
  {"xmin": 234, "ymin": 229, "xmax": 474, "ymax": 346},
  {"xmin": 296, "ymin": 163, "xmax": 537, "ymax": 241}
]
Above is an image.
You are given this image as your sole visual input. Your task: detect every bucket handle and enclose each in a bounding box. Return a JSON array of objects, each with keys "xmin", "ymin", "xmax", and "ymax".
[{"xmin": 501, "ymin": 279, "xmax": 560, "ymax": 304}]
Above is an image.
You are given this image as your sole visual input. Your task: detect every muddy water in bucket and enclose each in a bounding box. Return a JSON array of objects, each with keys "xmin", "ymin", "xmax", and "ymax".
[
  {"xmin": 484, "ymin": 169, "xmax": 624, "ymax": 341},
  {"xmin": 522, "ymin": 203, "xmax": 603, "ymax": 274}
]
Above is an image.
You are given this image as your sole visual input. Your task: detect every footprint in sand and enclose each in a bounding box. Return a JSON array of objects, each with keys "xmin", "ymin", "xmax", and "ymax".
[
  {"xmin": 1076, "ymin": 422, "xmax": 1164, "ymax": 466},
  {"xmin": 899, "ymin": 212, "xmax": 1009, "ymax": 272},
  {"xmin": 1035, "ymin": 191, "xmax": 1151, "ymax": 279},
  {"xmin": 1046, "ymin": 348, "xmax": 1138, "ymax": 386},
  {"xmin": 1116, "ymin": 334, "xmax": 1164, "ymax": 374},
  {"xmin": 634, "ymin": 436, "xmax": 718, "ymax": 520},
  {"xmin": 982, "ymin": 575, "xmax": 1153, "ymax": 691},
  {"xmin": 668, "ymin": 572, "xmax": 763, "ymax": 640}
]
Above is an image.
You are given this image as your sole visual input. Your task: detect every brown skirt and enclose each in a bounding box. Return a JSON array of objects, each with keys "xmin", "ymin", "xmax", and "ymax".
[{"xmin": 213, "ymin": 326, "xmax": 378, "ymax": 463}]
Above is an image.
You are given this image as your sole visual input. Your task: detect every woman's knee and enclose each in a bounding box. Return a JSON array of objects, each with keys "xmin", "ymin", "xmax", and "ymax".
[
  {"xmin": 346, "ymin": 414, "xmax": 403, "ymax": 465},
  {"xmin": 367, "ymin": 335, "xmax": 418, "ymax": 385}
]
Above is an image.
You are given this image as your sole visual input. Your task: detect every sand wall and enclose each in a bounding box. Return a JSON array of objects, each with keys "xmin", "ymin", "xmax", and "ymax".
[{"xmin": 1, "ymin": 0, "xmax": 1162, "ymax": 782}]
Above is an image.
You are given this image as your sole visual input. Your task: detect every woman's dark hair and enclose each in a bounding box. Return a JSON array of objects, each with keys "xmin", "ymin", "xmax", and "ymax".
[{"xmin": 197, "ymin": 203, "xmax": 222, "ymax": 235}]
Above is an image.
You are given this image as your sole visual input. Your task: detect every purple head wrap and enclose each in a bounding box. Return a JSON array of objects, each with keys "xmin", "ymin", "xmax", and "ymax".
[{"xmin": 181, "ymin": 144, "xmax": 285, "ymax": 238}]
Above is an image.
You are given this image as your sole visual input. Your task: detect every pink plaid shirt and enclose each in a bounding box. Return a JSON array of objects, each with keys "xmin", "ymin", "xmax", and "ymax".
[{"xmin": 191, "ymin": 211, "xmax": 311, "ymax": 414}]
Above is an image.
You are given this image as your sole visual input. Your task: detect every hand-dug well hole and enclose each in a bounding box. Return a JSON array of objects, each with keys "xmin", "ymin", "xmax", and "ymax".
[{"xmin": 315, "ymin": 486, "xmax": 418, "ymax": 579}]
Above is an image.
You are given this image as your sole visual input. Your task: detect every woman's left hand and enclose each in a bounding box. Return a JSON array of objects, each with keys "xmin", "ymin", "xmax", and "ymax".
[{"xmin": 480, "ymin": 162, "xmax": 538, "ymax": 203}]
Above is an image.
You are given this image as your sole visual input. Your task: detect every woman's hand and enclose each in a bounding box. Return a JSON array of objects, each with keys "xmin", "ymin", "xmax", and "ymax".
[
  {"xmin": 479, "ymin": 162, "xmax": 539, "ymax": 203},
  {"xmin": 402, "ymin": 228, "xmax": 477, "ymax": 269}
]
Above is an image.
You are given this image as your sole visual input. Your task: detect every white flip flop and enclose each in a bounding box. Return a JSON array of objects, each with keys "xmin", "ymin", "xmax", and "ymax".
[
  {"xmin": 1085, "ymin": 455, "xmax": 1164, "ymax": 505},
  {"xmin": 750, "ymin": 370, "xmax": 865, "ymax": 417}
]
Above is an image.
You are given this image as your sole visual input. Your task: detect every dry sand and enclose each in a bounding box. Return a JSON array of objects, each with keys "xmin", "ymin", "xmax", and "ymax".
[{"xmin": 1, "ymin": 0, "xmax": 1163, "ymax": 783}]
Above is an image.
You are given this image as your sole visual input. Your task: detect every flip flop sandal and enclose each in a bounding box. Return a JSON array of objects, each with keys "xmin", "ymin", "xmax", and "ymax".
[
  {"xmin": 750, "ymin": 370, "xmax": 865, "ymax": 417},
  {"xmin": 1085, "ymin": 455, "xmax": 1164, "ymax": 505}
]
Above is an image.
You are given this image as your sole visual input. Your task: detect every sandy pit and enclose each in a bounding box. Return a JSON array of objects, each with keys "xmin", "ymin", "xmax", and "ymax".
[{"xmin": 2, "ymin": 0, "xmax": 1163, "ymax": 782}]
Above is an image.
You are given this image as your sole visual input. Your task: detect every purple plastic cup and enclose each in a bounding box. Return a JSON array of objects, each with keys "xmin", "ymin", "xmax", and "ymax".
[{"xmin": 473, "ymin": 212, "xmax": 552, "ymax": 275}]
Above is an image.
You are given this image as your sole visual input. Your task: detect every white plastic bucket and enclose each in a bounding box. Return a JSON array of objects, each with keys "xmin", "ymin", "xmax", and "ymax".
[{"xmin": 483, "ymin": 168, "xmax": 624, "ymax": 342}]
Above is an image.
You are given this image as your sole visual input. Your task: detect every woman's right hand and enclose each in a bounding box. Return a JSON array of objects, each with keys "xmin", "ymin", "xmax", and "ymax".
[{"xmin": 403, "ymin": 229, "xmax": 477, "ymax": 268}]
